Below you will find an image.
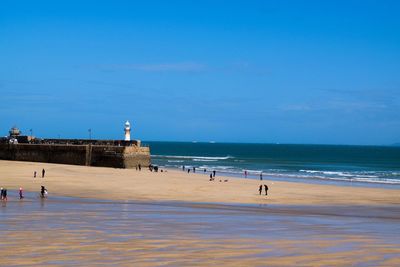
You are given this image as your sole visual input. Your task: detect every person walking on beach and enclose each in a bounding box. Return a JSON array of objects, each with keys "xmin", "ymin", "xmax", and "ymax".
[
  {"xmin": 138, "ymin": 164, "xmax": 141, "ymax": 171},
  {"xmin": 19, "ymin": 187, "xmax": 24, "ymax": 199},
  {"xmin": 40, "ymin": 186, "xmax": 47, "ymax": 198},
  {"xmin": 244, "ymin": 170, "xmax": 247, "ymax": 178},
  {"xmin": 193, "ymin": 167, "xmax": 196, "ymax": 173},
  {"xmin": 42, "ymin": 168, "xmax": 45, "ymax": 178},
  {"xmin": 182, "ymin": 165, "xmax": 185, "ymax": 171},
  {"xmin": 264, "ymin": 184, "xmax": 269, "ymax": 196},
  {"xmin": 213, "ymin": 170, "xmax": 216, "ymax": 177},
  {"xmin": 2, "ymin": 189, "xmax": 7, "ymax": 202},
  {"xmin": 259, "ymin": 185, "xmax": 262, "ymax": 195},
  {"xmin": 0, "ymin": 188, "xmax": 3, "ymax": 200},
  {"xmin": 260, "ymin": 172, "xmax": 263, "ymax": 181},
  {"xmin": 34, "ymin": 171, "xmax": 37, "ymax": 178}
]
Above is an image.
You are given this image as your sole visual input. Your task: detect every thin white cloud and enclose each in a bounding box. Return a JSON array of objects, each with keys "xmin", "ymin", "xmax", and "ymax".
[
  {"xmin": 280, "ymin": 100, "xmax": 388, "ymax": 113},
  {"xmin": 280, "ymin": 104, "xmax": 313, "ymax": 111},
  {"xmin": 93, "ymin": 62, "xmax": 206, "ymax": 72},
  {"xmin": 326, "ymin": 100, "xmax": 387, "ymax": 111}
]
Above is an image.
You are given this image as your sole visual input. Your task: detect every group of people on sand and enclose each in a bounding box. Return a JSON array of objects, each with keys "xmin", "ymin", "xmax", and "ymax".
[
  {"xmin": 259, "ymin": 184, "xmax": 269, "ymax": 196},
  {"xmin": 183, "ymin": 165, "xmax": 197, "ymax": 174},
  {"xmin": 0, "ymin": 186, "xmax": 48, "ymax": 201},
  {"xmin": 33, "ymin": 168, "xmax": 46, "ymax": 178},
  {"xmin": 209, "ymin": 171, "xmax": 223, "ymax": 181},
  {"xmin": 183, "ymin": 165, "xmax": 218, "ymax": 178},
  {"xmin": 1, "ymin": 187, "xmax": 25, "ymax": 201},
  {"xmin": 148, "ymin": 164, "xmax": 159, "ymax": 172},
  {"xmin": 1, "ymin": 168, "xmax": 49, "ymax": 202},
  {"xmin": 182, "ymin": 165, "xmax": 269, "ymax": 195},
  {"xmin": 136, "ymin": 164, "xmax": 165, "ymax": 173},
  {"xmin": 243, "ymin": 170, "xmax": 264, "ymax": 181},
  {"xmin": 1, "ymin": 187, "xmax": 8, "ymax": 201}
]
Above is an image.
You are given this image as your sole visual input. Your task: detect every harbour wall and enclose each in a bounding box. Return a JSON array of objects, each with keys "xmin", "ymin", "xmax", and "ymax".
[{"xmin": 0, "ymin": 143, "xmax": 151, "ymax": 168}]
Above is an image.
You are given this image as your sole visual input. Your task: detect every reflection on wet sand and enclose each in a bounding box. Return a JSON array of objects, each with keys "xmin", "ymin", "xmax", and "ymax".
[{"xmin": 1, "ymin": 194, "xmax": 399, "ymax": 266}]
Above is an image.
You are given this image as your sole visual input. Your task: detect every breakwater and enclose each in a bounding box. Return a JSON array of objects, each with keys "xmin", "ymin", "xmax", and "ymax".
[{"xmin": 0, "ymin": 143, "xmax": 150, "ymax": 168}]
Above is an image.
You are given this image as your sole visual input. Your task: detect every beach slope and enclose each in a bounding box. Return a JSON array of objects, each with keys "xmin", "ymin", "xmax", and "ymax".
[{"xmin": 0, "ymin": 160, "xmax": 399, "ymax": 206}]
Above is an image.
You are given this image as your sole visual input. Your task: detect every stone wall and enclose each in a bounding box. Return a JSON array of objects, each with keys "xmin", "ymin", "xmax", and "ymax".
[
  {"xmin": 123, "ymin": 146, "xmax": 151, "ymax": 168},
  {"xmin": 0, "ymin": 143, "xmax": 151, "ymax": 168}
]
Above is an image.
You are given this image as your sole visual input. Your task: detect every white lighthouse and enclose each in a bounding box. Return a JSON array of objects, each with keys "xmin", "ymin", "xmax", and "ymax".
[{"xmin": 124, "ymin": 120, "xmax": 131, "ymax": 141}]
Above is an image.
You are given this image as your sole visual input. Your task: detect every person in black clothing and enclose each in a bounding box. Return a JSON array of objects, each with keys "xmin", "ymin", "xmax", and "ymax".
[
  {"xmin": 182, "ymin": 165, "xmax": 185, "ymax": 171},
  {"xmin": 41, "ymin": 186, "xmax": 46, "ymax": 198},
  {"xmin": 42, "ymin": 168, "xmax": 45, "ymax": 178},
  {"xmin": 193, "ymin": 167, "xmax": 196, "ymax": 173},
  {"xmin": 19, "ymin": 187, "xmax": 24, "ymax": 199},
  {"xmin": 259, "ymin": 173, "xmax": 263, "ymax": 181},
  {"xmin": 3, "ymin": 189, "xmax": 7, "ymax": 201},
  {"xmin": 0, "ymin": 188, "xmax": 3, "ymax": 200},
  {"xmin": 264, "ymin": 184, "xmax": 269, "ymax": 196},
  {"xmin": 213, "ymin": 170, "xmax": 216, "ymax": 177},
  {"xmin": 259, "ymin": 185, "xmax": 262, "ymax": 195},
  {"xmin": 138, "ymin": 164, "xmax": 141, "ymax": 171}
]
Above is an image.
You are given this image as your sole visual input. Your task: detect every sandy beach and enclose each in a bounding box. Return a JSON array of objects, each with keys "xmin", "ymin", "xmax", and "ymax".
[
  {"xmin": 0, "ymin": 160, "xmax": 399, "ymax": 206},
  {"xmin": 1, "ymin": 160, "xmax": 400, "ymax": 266}
]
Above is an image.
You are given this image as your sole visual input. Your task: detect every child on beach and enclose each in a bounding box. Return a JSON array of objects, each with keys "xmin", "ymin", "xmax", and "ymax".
[
  {"xmin": 259, "ymin": 185, "xmax": 262, "ymax": 195},
  {"xmin": 19, "ymin": 187, "xmax": 24, "ymax": 199}
]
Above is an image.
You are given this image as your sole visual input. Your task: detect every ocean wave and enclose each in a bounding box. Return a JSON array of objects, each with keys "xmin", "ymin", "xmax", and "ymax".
[
  {"xmin": 160, "ymin": 165, "xmax": 400, "ymax": 185},
  {"xmin": 242, "ymin": 169, "xmax": 264, "ymax": 174},
  {"xmin": 152, "ymin": 155, "xmax": 233, "ymax": 160},
  {"xmin": 300, "ymin": 169, "xmax": 380, "ymax": 177}
]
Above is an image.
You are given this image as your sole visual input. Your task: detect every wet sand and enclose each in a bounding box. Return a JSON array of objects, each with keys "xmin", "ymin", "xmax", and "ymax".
[
  {"xmin": 1, "ymin": 160, "xmax": 400, "ymax": 266},
  {"xmin": 1, "ymin": 194, "xmax": 400, "ymax": 266}
]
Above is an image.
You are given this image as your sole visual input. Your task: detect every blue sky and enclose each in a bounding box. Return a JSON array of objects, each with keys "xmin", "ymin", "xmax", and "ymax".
[{"xmin": 1, "ymin": 0, "xmax": 399, "ymax": 145}]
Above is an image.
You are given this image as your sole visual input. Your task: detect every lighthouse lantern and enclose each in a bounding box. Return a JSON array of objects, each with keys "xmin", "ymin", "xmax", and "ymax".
[{"xmin": 124, "ymin": 121, "xmax": 131, "ymax": 141}]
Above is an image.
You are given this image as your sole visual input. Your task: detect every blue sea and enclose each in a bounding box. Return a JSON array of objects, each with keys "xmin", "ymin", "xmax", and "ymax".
[{"xmin": 146, "ymin": 142, "xmax": 400, "ymax": 186}]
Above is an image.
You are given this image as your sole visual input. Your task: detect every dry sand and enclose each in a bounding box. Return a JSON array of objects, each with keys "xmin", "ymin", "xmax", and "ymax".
[{"xmin": 0, "ymin": 160, "xmax": 399, "ymax": 206}]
